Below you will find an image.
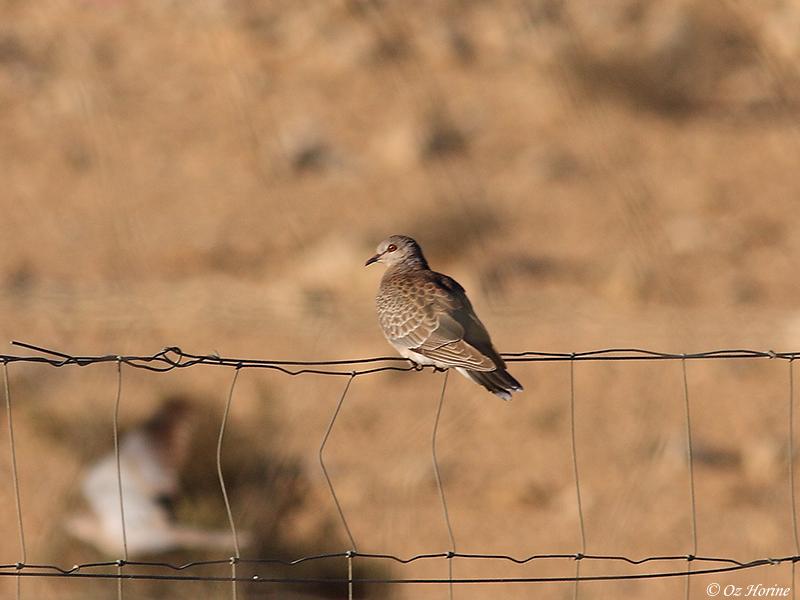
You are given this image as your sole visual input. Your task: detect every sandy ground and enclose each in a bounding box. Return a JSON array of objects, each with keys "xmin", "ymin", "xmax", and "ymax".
[{"xmin": 1, "ymin": 1, "xmax": 800, "ymax": 598}]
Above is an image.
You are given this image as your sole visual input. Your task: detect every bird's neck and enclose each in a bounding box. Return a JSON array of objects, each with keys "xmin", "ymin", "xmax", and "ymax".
[{"xmin": 388, "ymin": 256, "xmax": 429, "ymax": 274}]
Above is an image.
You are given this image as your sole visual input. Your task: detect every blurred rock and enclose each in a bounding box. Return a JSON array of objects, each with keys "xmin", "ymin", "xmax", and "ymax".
[
  {"xmin": 405, "ymin": 203, "xmax": 499, "ymax": 262},
  {"xmin": 659, "ymin": 431, "xmax": 740, "ymax": 471},
  {"xmin": 480, "ymin": 254, "xmax": 579, "ymax": 294},
  {"xmin": 281, "ymin": 126, "xmax": 334, "ymax": 175},
  {"xmin": 566, "ymin": 0, "xmax": 767, "ymax": 114},
  {"xmin": 420, "ymin": 113, "xmax": 468, "ymax": 160}
]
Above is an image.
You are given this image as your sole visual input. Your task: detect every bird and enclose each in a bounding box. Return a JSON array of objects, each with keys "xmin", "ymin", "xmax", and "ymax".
[
  {"xmin": 365, "ymin": 234, "xmax": 523, "ymax": 400},
  {"xmin": 66, "ymin": 397, "xmax": 249, "ymax": 556}
]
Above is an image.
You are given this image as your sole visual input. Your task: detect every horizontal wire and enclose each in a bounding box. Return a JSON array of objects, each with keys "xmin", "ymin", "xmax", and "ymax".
[
  {"xmin": 0, "ymin": 551, "xmax": 791, "ymax": 576},
  {"xmin": 0, "ymin": 555, "xmax": 794, "ymax": 584},
  {"xmin": 2, "ymin": 342, "xmax": 798, "ymax": 377}
]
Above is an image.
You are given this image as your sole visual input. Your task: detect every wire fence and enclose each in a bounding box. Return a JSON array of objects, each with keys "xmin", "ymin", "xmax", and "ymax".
[{"xmin": 1, "ymin": 341, "xmax": 799, "ymax": 600}]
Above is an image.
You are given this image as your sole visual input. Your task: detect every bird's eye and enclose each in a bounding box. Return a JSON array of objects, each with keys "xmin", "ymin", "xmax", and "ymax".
[{"xmin": 387, "ymin": 244, "xmax": 397, "ymax": 252}]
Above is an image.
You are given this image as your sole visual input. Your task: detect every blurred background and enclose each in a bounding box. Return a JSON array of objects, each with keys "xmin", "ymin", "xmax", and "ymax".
[{"xmin": 1, "ymin": 0, "xmax": 800, "ymax": 598}]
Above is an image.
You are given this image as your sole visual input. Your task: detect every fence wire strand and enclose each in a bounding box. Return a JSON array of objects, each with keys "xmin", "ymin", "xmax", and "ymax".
[
  {"xmin": 431, "ymin": 369, "xmax": 455, "ymax": 599},
  {"xmin": 7, "ymin": 340, "xmax": 800, "ymax": 372},
  {"xmin": 3, "ymin": 362, "xmax": 25, "ymax": 600},
  {"xmin": 318, "ymin": 374, "xmax": 358, "ymax": 599},
  {"xmin": 1, "ymin": 341, "xmax": 799, "ymax": 588},
  {"xmin": 0, "ymin": 553, "xmax": 795, "ymax": 584},
  {"xmin": 569, "ymin": 358, "xmax": 586, "ymax": 600},
  {"xmin": 217, "ymin": 366, "xmax": 243, "ymax": 600},
  {"xmin": 682, "ymin": 357, "xmax": 699, "ymax": 599},
  {"xmin": 111, "ymin": 359, "xmax": 126, "ymax": 600},
  {"xmin": 790, "ymin": 360, "xmax": 799, "ymax": 600},
  {"xmin": 319, "ymin": 374, "xmax": 358, "ymax": 552}
]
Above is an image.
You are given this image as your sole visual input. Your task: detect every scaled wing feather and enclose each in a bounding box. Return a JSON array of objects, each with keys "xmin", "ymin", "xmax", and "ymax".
[{"xmin": 381, "ymin": 274, "xmax": 499, "ymax": 371}]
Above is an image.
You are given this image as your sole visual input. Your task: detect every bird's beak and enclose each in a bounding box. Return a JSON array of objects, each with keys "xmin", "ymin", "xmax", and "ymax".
[{"xmin": 365, "ymin": 253, "xmax": 381, "ymax": 267}]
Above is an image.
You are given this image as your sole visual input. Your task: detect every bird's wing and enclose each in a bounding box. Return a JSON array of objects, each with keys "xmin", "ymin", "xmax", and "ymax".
[{"xmin": 382, "ymin": 272, "xmax": 499, "ymax": 371}]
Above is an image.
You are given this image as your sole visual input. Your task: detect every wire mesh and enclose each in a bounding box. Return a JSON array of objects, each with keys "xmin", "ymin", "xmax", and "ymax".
[{"xmin": 0, "ymin": 341, "xmax": 798, "ymax": 590}]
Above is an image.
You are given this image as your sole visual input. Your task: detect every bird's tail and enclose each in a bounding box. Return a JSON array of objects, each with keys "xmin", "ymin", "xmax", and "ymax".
[{"xmin": 462, "ymin": 368, "xmax": 523, "ymax": 401}]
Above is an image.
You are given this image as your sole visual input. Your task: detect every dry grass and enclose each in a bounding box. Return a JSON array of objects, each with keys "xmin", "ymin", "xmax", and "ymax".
[{"xmin": 1, "ymin": 0, "xmax": 800, "ymax": 597}]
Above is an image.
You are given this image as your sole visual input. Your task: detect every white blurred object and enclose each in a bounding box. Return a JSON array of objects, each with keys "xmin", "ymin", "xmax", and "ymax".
[{"xmin": 66, "ymin": 398, "xmax": 248, "ymax": 556}]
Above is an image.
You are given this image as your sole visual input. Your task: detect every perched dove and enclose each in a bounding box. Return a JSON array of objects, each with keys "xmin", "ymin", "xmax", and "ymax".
[
  {"xmin": 366, "ymin": 234, "xmax": 523, "ymax": 400},
  {"xmin": 66, "ymin": 398, "xmax": 248, "ymax": 556}
]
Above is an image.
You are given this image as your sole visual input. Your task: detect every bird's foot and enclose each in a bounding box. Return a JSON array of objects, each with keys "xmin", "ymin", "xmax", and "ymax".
[{"xmin": 433, "ymin": 366, "xmax": 448, "ymax": 373}]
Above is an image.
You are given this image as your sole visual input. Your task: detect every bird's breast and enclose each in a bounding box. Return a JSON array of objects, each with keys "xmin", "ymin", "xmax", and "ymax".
[{"xmin": 376, "ymin": 275, "xmax": 435, "ymax": 337}]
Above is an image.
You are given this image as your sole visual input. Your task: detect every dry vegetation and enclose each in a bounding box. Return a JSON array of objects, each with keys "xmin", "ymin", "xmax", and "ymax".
[{"xmin": 1, "ymin": 0, "xmax": 800, "ymax": 598}]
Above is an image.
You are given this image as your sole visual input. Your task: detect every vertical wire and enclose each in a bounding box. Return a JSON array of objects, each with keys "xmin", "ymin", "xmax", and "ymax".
[
  {"xmin": 789, "ymin": 360, "xmax": 799, "ymax": 599},
  {"xmin": 111, "ymin": 359, "xmax": 127, "ymax": 600},
  {"xmin": 682, "ymin": 357, "xmax": 698, "ymax": 600},
  {"xmin": 569, "ymin": 358, "xmax": 586, "ymax": 599},
  {"xmin": 347, "ymin": 550, "xmax": 354, "ymax": 600},
  {"xmin": 4, "ymin": 362, "xmax": 26, "ymax": 600},
  {"xmin": 229, "ymin": 559, "xmax": 237, "ymax": 600},
  {"xmin": 217, "ymin": 367, "xmax": 243, "ymax": 600},
  {"xmin": 431, "ymin": 369, "xmax": 455, "ymax": 600},
  {"xmin": 319, "ymin": 374, "xmax": 358, "ymax": 551},
  {"xmin": 115, "ymin": 563, "xmax": 123, "ymax": 599}
]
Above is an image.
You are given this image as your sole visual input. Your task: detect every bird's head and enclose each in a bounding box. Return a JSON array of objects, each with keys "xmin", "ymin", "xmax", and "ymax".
[{"xmin": 365, "ymin": 235, "xmax": 428, "ymax": 269}]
